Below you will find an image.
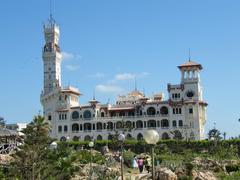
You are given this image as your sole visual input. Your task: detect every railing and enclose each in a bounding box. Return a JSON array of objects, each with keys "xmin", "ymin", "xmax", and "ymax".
[
  {"xmin": 70, "ymin": 114, "xmax": 170, "ymax": 121},
  {"xmin": 0, "ymin": 143, "xmax": 17, "ymax": 154}
]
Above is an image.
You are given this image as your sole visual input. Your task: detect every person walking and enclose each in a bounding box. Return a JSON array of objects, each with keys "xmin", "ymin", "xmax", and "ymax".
[
  {"xmin": 137, "ymin": 157, "xmax": 144, "ymax": 173},
  {"xmin": 132, "ymin": 155, "xmax": 138, "ymax": 169},
  {"xmin": 145, "ymin": 156, "xmax": 151, "ymax": 173}
]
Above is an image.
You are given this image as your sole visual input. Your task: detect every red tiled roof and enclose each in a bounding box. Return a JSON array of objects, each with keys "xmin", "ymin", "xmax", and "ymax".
[
  {"xmin": 178, "ymin": 60, "xmax": 203, "ymax": 70},
  {"xmin": 109, "ymin": 106, "xmax": 135, "ymax": 111}
]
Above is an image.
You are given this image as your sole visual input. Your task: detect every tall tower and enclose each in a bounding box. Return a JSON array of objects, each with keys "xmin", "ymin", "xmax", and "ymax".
[
  {"xmin": 178, "ymin": 60, "xmax": 207, "ymax": 140},
  {"xmin": 42, "ymin": 16, "xmax": 62, "ymax": 94},
  {"xmin": 178, "ymin": 60, "xmax": 203, "ymax": 101}
]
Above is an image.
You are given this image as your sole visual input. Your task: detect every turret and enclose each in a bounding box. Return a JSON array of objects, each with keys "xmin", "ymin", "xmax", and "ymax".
[{"xmin": 42, "ymin": 17, "xmax": 62, "ymax": 94}]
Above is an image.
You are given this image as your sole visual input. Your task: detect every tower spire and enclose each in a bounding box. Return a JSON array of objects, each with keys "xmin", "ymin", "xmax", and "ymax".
[
  {"xmin": 188, "ymin": 48, "xmax": 191, "ymax": 62},
  {"xmin": 93, "ymin": 89, "xmax": 96, "ymax": 100}
]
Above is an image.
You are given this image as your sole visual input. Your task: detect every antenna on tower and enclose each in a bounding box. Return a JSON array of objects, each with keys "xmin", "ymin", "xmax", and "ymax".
[
  {"xmin": 49, "ymin": 0, "xmax": 55, "ymax": 24},
  {"xmin": 188, "ymin": 48, "xmax": 191, "ymax": 62},
  {"xmin": 134, "ymin": 76, "xmax": 137, "ymax": 91}
]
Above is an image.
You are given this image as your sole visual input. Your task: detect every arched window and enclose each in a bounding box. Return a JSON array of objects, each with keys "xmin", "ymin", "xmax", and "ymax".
[
  {"xmin": 96, "ymin": 122, "xmax": 102, "ymax": 130},
  {"xmin": 83, "ymin": 110, "xmax": 92, "ymax": 119},
  {"xmin": 162, "ymin": 132, "xmax": 170, "ymax": 140},
  {"xmin": 190, "ymin": 132, "xmax": 195, "ymax": 140},
  {"xmin": 97, "ymin": 135, "xmax": 102, "ymax": 140},
  {"xmin": 84, "ymin": 135, "xmax": 91, "ymax": 141},
  {"xmin": 147, "ymin": 107, "xmax": 156, "ymax": 116},
  {"xmin": 125, "ymin": 121, "xmax": 132, "ymax": 129},
  {"xmin": 84, "ymin": 123, "xmax": 91, "ymax": 131},
  {"xmin": 160, "ymin": 106, "xmax": 168, "ymax": 115},
  {"xmin": 161, "ymin": 119, "xmax": 169, "ymax": 128},
  {"xmin": 136, "ymin": 120, "xmax": 143, "ymax": 129},
  {"xmin": 73, "ymin": 136, "xmax": 79, "ymax": 141},
  {"xmin": 107, "ymin": 122, "xmax": 113, "ymax": 130},
  {"xmin": 172, "ymin": 120, "xmax": 177, "ymax": 127},
  {"xmin": 116, "ymin": 121, "xmax": 123, "ymax": 129},
  {"xmin": 137, "ymin": 133, "xmax": 143, "ymax": 141},
  {"xmin": 72, "ymin": 111, "xmax": 79, "ymax": 119},
  {"xmin": 126, "ymin": 134, "xmax": 132, "ymax": 140},
  {"xmin": 72, "ymin": 123, "xmax": 79, "ymax": 132},
  {"xmin": 147, "ymin": 120, "xmax": 156, "ymax": 128},
  {"xmin": 173, "ymin": 130, "xmax": 182, "ymax": 140},
  {"xmin": 108, "ymin": 134, "xmax": 114, "ymax": 140}
]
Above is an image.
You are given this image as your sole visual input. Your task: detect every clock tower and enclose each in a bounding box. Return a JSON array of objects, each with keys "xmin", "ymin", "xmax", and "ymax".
[{"xmin": 42, "ymin": 16, "xmax": 62, "ymax": 95}]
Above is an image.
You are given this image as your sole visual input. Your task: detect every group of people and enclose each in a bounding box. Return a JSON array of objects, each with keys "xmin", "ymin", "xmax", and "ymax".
[{"xmin": 133, "ymin": 155, "xmax": 152, "ymax": 173}]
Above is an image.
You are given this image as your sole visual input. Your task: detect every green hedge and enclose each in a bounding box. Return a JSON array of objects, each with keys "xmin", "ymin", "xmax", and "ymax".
[{"xmin": 59, "ymin": 139, "xmax": 240, "ymax": 157}]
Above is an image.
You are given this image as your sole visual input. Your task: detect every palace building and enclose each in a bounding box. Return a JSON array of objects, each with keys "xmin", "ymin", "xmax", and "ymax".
[{"xmin": 40, "ymin": 17, "xmax": 207, "ymax": 141}]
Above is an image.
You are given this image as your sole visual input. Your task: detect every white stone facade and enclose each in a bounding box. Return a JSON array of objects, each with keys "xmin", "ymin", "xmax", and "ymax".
[{"xmin": 40, "ymin": 20, "xmax": 207, "ymax": 141}]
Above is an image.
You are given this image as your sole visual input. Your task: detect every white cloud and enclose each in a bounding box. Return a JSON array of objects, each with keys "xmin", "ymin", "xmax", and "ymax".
[
  {"xmin": 62, "ymin": 51, "xmax": 82, "ymax": 61},
  {"xmin": 138, "ymin": 72, "xmax": 150, "ymax": 78},
  {"xmin": 96, "ymin": 84, "xmax": 124, "ymax": 93},
  {"xmin": 89, "ymin": 72, "xmax": 105, "ymax": 78},
  {"xmin": 112, "ymin": 72, "xmax": 150, "ymax": 82},
  {"xmin": 114, "ymin": 73, "xmax": 135, "ymax": 81},
  {"xmin": 66, "ymin": 64, "xmax": 80, "ymax": 71}
]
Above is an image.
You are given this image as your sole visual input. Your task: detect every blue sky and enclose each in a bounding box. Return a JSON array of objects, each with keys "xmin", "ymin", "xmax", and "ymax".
[{"xmin": 0, "ymin": 0, "xmax": 240, "ymax": 138}]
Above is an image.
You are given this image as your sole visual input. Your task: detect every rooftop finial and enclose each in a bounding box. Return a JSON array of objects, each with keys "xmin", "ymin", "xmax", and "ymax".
[
  {"xmin": 93, "ymin": 89, "xmax": 96, "ymax": 100},
  {"xmin": 134, "ymin": 76, "xmax": 137, "ymax": 91},
  {"xmin": 188, "ymin": 48, "xmax": 191, "ymax": 62}
]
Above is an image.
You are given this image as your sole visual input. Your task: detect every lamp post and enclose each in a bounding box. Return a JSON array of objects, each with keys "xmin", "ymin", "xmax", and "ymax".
[
  {"xmin": 118, "ymin": 133, "xmax": 125, "ymax": 180},
  {"xmin": 143, "ymin": 130, "xmax": 159, "ymax": 180},
  {"xmin": 89, "ymin": 141, "xmax": 94, "ymax": 179}
]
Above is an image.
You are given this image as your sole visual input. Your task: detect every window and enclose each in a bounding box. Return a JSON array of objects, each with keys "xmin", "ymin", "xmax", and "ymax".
[
  {"xmin": 64, "ymin": 125, "xmax": 68, "ymax": 132},
  {"xmin": 179, "ymin": 108, "xmax": 182, "ymax": 114},
  {"xmin": 58, "ymin": 126, "xmax": 62, "ymax": 132},
  {"xmin": 101, "ymin": 112, "xmax": 105, "ymax": 117},
  {"xmin": 186, "ymin": 91, "xmax": 194, "ymax": 98},
  {"xmin": 65, "ymin": 114, "xmax": 67, "ymax": 119},
  {"xmin": 179, "ymin": 120, "xmax": 183, "ymax": 127},
  {"xmin": 48, "ymin": 115, "xmax": 52, "ymax": 121},
  {"xmin": 72, "ymin": 111, "xmax": 79, "ymax": 119},
  {"xmin": 160, "ymin": 106, "xmax": 169, "ymax": 115},
  {"xmin": 83, "ymin": 110, "xmax": 92, "ymax": 119},
  {"xmin": 173, "ymin": 107, "xmax": 182, "ymax": 114},
  {"xmin": 147, "ymin": 107, "xmax": 156, "ymax": 116},
  {"xmin": 59, "ymin": 114, "xmax": 61, "ymax": 120},
  {"xmin": 189, "ymin": 108, "xmax": 193, "ymax": 114},
  {"xmin": 172, "ymin": 120, "xmax": 177, "ymax": 127},
  {"xmin": 172, "ymin": 93, "xmax": 180, "ymax": 99},
  {"xmin": 161, "ymin": 119, "xmax": 169, "ymax": 128}
]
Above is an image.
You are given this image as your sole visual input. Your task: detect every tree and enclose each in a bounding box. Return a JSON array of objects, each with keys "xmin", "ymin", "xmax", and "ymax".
[
  {"xmin": 0, "ymin": 116, "xmax": 5, "ymax": 127},
  {"xmin": 9, "ymin": 115, "xmax": 78, "ymax": 180},
  {"xmin": 208, "ymin": 128, "xmax": 222, "ymax": 141},
  {"xmin": 10, "ymin": 115, "xmax": 52, "ymax": 179}
]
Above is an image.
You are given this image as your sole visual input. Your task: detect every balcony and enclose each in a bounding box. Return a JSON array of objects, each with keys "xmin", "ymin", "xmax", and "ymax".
[{"xmin": 95, "ymin": 114, "xmax": 169, "ymax": 121}]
